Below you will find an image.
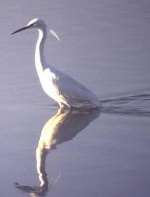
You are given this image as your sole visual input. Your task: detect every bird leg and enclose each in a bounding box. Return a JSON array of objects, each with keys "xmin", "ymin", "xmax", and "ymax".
[{"xmin": 59, "ymin": 103, "xmax": 71, "ymax": 112}]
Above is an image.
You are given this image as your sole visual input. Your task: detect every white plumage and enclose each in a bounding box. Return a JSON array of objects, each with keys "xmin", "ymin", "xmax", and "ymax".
[{"xmin": 12, "ymin": 18, "xmax": 100, "ymax": 110}]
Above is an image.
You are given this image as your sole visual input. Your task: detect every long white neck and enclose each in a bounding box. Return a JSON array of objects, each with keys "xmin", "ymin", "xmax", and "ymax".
[{"xmin": 35, "ymin": 27, "xmax": 47, "ymax": 77}]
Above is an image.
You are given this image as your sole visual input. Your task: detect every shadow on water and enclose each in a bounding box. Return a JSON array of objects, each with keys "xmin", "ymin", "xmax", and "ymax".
[
  {"xmin": 101, "ymin": 92, "xmax": 150, "ymax": 117},
  {"xmin": 14, "ymin": 91, "xmax": 150, "ymax": 196},
  {"xmin": 15, "ymin": 108, "xmax": 100, "ymax": 196}
]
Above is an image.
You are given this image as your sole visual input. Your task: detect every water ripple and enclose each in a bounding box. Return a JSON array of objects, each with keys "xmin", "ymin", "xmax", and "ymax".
[{"xmin": 101, "ymin": 92, "xmax": 150, "ymax": 117}]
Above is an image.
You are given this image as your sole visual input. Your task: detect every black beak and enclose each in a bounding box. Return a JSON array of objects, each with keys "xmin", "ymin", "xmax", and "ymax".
[{"xmin": 11, "ymin": 25, "xmax": 31, "ymax": 35}]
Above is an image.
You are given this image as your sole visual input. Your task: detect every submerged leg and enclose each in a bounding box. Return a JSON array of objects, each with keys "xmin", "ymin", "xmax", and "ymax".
[{"xmin": 59, "ymin": 102, "xmax": 71, "ymax": 112}]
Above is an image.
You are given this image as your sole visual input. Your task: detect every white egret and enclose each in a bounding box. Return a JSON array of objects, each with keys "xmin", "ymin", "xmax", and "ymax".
[{"xmin": 12, "ymin": 18, "xmax": 100, "ymax": 110}]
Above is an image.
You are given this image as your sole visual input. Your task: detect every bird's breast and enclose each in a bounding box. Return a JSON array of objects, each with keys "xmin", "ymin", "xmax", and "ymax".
[{"xmin": 40, "ymin": 69, "xmax": 60, "ymax": 100}]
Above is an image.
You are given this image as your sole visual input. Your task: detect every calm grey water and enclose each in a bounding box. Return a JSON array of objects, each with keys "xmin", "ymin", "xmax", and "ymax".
[{"xmin": 0, "ymin": 0, "xmax": 150, "ymax": 196}]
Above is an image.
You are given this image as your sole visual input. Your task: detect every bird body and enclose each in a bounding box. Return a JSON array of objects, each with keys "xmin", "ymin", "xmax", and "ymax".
[
  {"xmin": 40, "ymin": 67, "xmax": 100, "ymax": 109},
  {"xmin": 12, "ymin": 18, "xmax": 100, "ymax": 110}
]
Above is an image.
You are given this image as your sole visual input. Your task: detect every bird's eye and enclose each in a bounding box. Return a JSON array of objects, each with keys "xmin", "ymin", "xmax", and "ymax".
[{"xmin": 29, "ymin": 23, "xmax": 36, "ymax": 27}]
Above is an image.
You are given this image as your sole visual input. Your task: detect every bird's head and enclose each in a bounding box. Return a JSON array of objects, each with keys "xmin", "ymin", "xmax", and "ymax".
[
  {"xmin": 11, "ymin": 18, "xmax": 45, "ymax": 34},
  {"xmin": 11, "ymin": 18, "xmax": 60, "ymax": 40},
  {"xmin": 27, "ymin": 18, "xmax": 46, "ymax": 29}
]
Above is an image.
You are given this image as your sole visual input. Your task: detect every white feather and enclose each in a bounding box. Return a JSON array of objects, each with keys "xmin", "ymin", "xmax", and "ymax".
[{"xmin": 49, "ymin": 29, "xmax": 60, "ymax": 41}]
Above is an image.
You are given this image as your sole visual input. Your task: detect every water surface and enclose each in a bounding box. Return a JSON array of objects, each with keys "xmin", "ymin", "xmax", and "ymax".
[{"xmin": 0, "ymin": 0, "xmax": 150, "ymax": 196}]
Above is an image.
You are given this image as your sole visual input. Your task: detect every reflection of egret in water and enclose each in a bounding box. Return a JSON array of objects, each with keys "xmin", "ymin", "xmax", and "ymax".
[{"xmin": 15, "ymin": 108, "xmax": 100, "ymax": 196}]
